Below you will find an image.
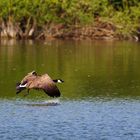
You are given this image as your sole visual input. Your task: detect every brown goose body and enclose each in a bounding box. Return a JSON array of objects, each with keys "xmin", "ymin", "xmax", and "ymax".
[{"xmin": 16, "ymin": 71, "xmax": 63, "ymax": 97}]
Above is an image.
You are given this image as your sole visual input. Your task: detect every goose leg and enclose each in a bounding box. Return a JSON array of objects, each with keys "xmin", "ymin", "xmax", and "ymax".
[
  {"xmin": 24, "ymin": 89, "xmax": 30, "ymax": 97},
  {"xmin": 27, "ymin": 89, "xmax": 30, "ymax": 93}
]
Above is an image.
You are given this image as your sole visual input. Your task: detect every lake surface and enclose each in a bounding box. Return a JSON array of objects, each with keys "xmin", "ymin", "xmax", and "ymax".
[{"xmin": 0, "ymin": 40, "xmax": 140, "ymax": 140}]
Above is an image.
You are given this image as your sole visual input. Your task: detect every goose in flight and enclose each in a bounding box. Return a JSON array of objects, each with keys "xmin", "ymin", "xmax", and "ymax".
[{"xmin": 16, "ymin": 71, "xmax": 64, "ymax": 97}]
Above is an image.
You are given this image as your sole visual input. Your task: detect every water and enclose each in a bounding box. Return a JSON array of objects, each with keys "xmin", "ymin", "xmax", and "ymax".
[{"xmin": 0, "ymin": 40, "xmax": 140, "ymax": 140}]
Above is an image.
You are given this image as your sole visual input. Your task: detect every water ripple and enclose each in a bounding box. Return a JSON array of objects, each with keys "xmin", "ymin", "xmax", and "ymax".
[{"xmin": 0, "ymin": 99, "xmax": 140, "ymax": 140}]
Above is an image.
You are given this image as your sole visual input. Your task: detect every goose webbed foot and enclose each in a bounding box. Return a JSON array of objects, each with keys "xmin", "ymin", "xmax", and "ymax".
[{"xmin": 23, "ymin": 93, "xmax": 29, "ymax": 97}]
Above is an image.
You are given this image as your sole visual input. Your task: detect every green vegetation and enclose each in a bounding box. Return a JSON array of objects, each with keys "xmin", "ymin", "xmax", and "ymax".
[
  {"xmin": 0, "ymin": 0, "xmax": 140, "ymax": 39},
  {"xmin": 0, "ymin": 0, "xmax": 107, "ymax": 25},
  {"xmin": 106, "ymin": 0, "xmax": 140, "ymax": 36}
]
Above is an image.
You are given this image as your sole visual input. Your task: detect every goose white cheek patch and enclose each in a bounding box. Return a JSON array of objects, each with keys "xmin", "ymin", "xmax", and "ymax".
[{"xmin": 58, "ymin": 80, "xmax": 62, "ymax": 83}]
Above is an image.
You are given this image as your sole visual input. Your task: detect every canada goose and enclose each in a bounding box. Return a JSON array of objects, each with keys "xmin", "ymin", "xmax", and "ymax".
[{"xmin": 16, "ymin": 71, "xmax": 64, "ymax": 97}]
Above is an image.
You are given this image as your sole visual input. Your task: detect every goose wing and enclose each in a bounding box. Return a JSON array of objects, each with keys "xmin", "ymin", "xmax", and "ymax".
[{"xmin": 31, "ymin": 74, "xmax": 61, "ymax": 97}]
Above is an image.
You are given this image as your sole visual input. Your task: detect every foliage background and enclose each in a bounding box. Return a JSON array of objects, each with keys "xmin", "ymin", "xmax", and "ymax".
[{"xmin": 0, "ymin": 0, "xmax": 140, "ymax": 38}]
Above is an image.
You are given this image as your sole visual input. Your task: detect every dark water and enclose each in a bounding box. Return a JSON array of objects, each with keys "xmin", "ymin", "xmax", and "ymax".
[{"xmin": 0, "ymin": 40, "xmax": 140, "ymax": 140}]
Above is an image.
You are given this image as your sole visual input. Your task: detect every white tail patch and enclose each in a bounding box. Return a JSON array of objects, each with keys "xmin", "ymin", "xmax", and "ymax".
[{"xmin": 19, "ymin": 84, "xmax": 27, "ymax": 88}]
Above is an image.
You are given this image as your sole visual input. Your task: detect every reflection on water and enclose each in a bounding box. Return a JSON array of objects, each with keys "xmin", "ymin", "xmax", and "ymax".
[
  {"xmin": 0, "ymin": 40, "xmax": 140, "ymax": 139},
  {"xmin": 0, "ymin": 40, "xmax": 140, "ymax": 99}
]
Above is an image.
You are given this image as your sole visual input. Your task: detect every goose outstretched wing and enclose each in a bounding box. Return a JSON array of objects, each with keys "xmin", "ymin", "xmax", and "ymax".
[{"xmin": 29, "ymin": 74, "xmax": 61, "ymax": 97}]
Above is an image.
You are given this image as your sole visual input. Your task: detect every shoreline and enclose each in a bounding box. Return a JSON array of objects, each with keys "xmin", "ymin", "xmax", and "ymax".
[{"xmin": 0, "ymin": 20, "xmax": 139, "ymax": 41}]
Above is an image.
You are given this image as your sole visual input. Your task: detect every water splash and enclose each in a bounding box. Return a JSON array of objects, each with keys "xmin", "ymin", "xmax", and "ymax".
[
  {"xmin": 25, "ymin": 98, "xmax": 61, "ymax": 107},
  {"xmin": 43, "ymin": 98, "xmax": 60, "ymax": 104}
]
